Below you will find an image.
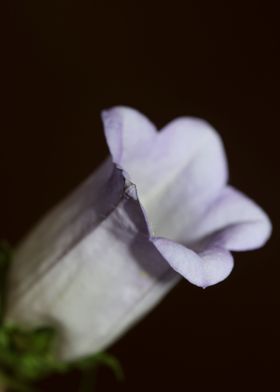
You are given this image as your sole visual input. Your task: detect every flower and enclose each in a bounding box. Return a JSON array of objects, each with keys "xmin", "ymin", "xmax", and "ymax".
[{"xmin": 6, "ymin": 107, "xmax": 271, "ymax": 360}]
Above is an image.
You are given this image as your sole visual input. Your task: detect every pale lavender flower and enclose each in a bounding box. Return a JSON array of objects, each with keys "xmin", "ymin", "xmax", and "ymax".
[{"xmin": 6, "ymin": 107, "xmax": 271, "ymax": 360}]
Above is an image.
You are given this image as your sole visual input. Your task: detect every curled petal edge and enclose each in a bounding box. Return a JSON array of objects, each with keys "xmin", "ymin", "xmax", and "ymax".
[
  {"xmin": 151, "ymin": 237, "xmax": 234, "ymax": 288},
  {"xmin": 192, "ymin": 186, "xmax": 272, "ymax": 252}
]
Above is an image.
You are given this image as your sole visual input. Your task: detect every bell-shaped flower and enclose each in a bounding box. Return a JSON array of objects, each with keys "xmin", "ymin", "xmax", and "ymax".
[{"xmin": 6, "ymin": 107, "xmax": 271, "ymax": 360}]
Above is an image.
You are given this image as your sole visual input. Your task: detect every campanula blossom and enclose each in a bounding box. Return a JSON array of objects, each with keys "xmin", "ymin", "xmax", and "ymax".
[{"xmin": 6, "ymin": 107, "xmax": 271, "ymax": 360}]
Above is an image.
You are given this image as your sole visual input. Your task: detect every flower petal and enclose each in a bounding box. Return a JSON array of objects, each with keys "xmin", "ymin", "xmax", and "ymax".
[
  {"xmin": 102, "ymin": 106, "xmax": 157, "ymax": 166},
  {"xmin": 190, "ymin": 186, "xmax": 272, "ymax": 251},
  {"xmin": 103, "ymin": 108, "xmax": 228, "ymax": 243},
  {"xmin": 144, "ymin": 118, "xmax": 228, "ymax": 240},
  {"xmin": 7, "ymin": 159, "xmax": 123, "ymax": 296},
  {"xmin": 6, "ymin": 164, "xmax": 179, "ymax": 360},
  {"xmin": 152, "ymin": 237, "xmax": 234, "ymax": 288}
]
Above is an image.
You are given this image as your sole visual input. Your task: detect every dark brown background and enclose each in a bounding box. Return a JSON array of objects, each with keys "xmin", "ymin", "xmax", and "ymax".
[{"xmin": 1, "ymin": 1, "xmax": 279, "ymax": 390}]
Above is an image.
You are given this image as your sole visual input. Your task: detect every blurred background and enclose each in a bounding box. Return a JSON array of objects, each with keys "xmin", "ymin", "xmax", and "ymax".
[{"xmin": 1, "ymin": 1, "xmax": 279, "ymax": 390}]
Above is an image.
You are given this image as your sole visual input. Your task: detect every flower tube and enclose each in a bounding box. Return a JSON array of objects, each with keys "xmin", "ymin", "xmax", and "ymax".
[{"xmin": 6, "ymin": 107, "xmax": 271, "ymax": 360}]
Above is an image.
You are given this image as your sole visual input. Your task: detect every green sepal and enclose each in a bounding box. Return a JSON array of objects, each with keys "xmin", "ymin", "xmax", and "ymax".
[
  {"xmin": 0, "ymin": 242, "xmax": 123, "ymax": 391},
  {"xmin": 0, "ymin": 324, "xmax": 122, "ymax": 391}
]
